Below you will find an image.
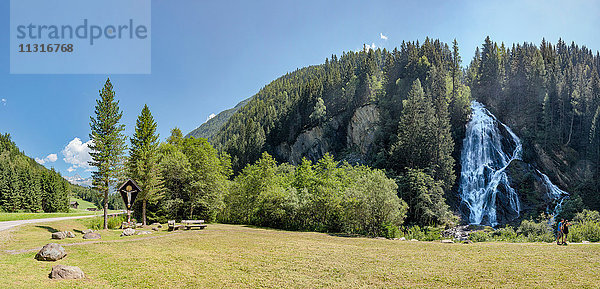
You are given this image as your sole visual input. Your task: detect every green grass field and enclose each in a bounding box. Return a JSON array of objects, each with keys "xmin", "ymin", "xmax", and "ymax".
[
  {"xmin": 1, "ymin": 220, "xmax": 599, "ymax": 288},
  {"xmin": 69, "ymin": 198, "xmax": 98, "ymax": 211},
  {"xmin": 0, "ymin": 212, "xmax": 98, "ymax": 222},
  {"xmin": 0, "ymin": 198, "xmax": 120, "ymax": 222}
]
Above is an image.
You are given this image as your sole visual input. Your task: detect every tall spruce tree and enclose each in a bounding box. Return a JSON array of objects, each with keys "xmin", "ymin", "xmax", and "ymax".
[
  {"xmin": 89, "ymin": 78, "xmax": 127, "ymax": 229},
  {"xmin": 451, "ymin": 39, "xmax": 461, "ymax": 100},
  {"xmin": 128, "ymin": 104, "xmax": 162, "ymax": 225}
]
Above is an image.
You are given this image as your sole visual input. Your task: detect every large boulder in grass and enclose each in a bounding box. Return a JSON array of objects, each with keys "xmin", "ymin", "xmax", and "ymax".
[
  {"xmin": 52, "ymin": 231, "xmax": 76, "ymax": 239},
  {"xmin": 121, "ymin": 228, "xmax": 135, "ymax": 237},
  {"xmin": 51, "ymin": 232, "xmax": 66, "ymax": 240},
  {"xmin": 82, "ymin": 232, "xmax": 101, "ymax": 239},
  {"xmin": 35, "ymin": 243, "xmax": 66, "ymax": 261},
  {"xmin": 50, "ymin": 265, "xmax": 85, "ymax": 279}
]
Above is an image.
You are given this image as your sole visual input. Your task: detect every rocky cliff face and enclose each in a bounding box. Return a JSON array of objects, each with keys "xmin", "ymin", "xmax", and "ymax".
[
  {"xmin": 346, "ymin": 104, "xmax": 380, "ymax": 156},
  {"xmin": 274, "ymin": 104, "xmax": 380, "ymax": 164}
]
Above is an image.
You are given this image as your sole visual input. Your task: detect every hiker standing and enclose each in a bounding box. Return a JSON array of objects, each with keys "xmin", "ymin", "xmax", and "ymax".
[
  {"xmin": 556, "ymin": 219, "xmax": 564, "ymax": 245},
  {"xmin": 562, "ymin": 220, "xmax": 570, "ymax": 245}
]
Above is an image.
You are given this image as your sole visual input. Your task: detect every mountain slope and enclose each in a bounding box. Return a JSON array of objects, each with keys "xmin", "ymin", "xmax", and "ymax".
[
  {"xmin": 0, "ymin": 133, "xmax": 71, "ymax": 212},
  {"xmin": 210, "ymin": 41, "xmax": 470, "ymax": 178},
  {"xmin": 192, "ymin": 37, "xmax": 600, "ymax": 224},
  {"xmin": 64, "ymin": 174, "xmax": 93, "ymax": 187},
  {"xmin": 186, "ymin": 97, "xmax": 251, "ymax": 140}
]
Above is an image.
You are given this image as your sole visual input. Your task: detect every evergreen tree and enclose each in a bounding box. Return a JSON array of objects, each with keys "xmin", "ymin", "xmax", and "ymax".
[
  {"xmin": 428, "ymin": 67, "xmax": 456, "ymax": 190},
  {"xmin": 390, "ymin": 79, "xmax": 454, "ymax": 189},
  {"xmin": 128, "ymin": 104, "xmax": 163, "ymax": 226},
  {"xmin": 451, "ymin": 39, "xmax": 462, "ymax": 100},
  {"xmin": 89, "ymin": 78, "xmax": 127, "ymax": 229},
  {"xmin": 398, "ymin": 168, "xmax": 454, "ymax": 226}
]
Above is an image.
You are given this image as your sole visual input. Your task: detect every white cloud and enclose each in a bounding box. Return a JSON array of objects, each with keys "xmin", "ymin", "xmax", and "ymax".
[
  {"xmin": 206, "ymin": 113, "xmax": 216, "ymax": 122},
  {"xmin": 380, "ymin": 33, "xmax": 388, "ymax": 40},
  {"xmin": 365, "ymin": 43, "xmax": 377, "ymax": 51},
  {"xmin": 35, "ymin": 153, "xmax": 58, "ymax": 165},
  {"xmin": 1, "ymin": 98, "xmax": 6, "ymax": 106},
  {"xmin": 62, "ymin": 137, "xmax": 93, "ymax": 172},
  {"xmin": 46, "ymin": 153, "xmax": 58, "ymax": 162}
]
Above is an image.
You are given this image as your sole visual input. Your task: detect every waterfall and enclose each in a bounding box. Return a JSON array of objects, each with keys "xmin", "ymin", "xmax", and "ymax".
[
  {"xmin": 538, "ymin": 170, "xmax": 569, "ymax": 217},
  {"xmin": 459, "ymin": 101, "xmax": 569, "ymax": 226},
  {"xmin": 459, "ymin": 101, "xmax": 522, "ymax": 226}
]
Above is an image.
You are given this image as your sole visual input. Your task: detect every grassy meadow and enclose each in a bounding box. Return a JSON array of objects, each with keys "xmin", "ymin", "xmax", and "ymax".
[
  {"xmin": 0, "ymin": 221, "xmax": 599, "ymax": 288},
  {"xmin": 0, "ymin": 198, "xmax": 121, "ymax": 222}
]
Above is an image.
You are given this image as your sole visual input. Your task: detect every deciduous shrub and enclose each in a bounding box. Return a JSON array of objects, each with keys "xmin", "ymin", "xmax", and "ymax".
[
  {"xmin": 469, "ymin": 231, "xmax": 490, "ymax": 242},
  {"xmin": 400, "ymin": 225, "xmax": 442, "ymax": 241},
  {"xmin": 567, "ymin": 210, "xmax": 600, "ymax": 242},
  {"xmin": 495, "ymin": 226, "xmax": 521, "ymax": 241},
  {"xmin": 88, "ymin": 215, "xmax": 125, "ymax": 230},
  {"xmin": 516, "ymin": 214, "xmax": 554, "ymax": 242},
  {"xmin": 221, "ymin": 153, "xmax": 408, "ymax": 237}
]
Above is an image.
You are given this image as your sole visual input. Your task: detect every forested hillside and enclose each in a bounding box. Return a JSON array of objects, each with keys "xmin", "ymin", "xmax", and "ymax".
[
  {"xmin": 210, "ymin": 39, "xmax": 470, "ymax": 185},
  {"xmin": 0, "ymin": 133, "xmax": 71, "ymax": 212},
  {"xmin": 467, "ymin": 37, "xmax": 600, "ymax": 212},
  {"xmin": 195, "ymin": 37, "xmax": 600, "ymax": 223},
  {"xmin": 185, "ymin": 98, "xmax": 251, "ymax": 140},
  {"xmin": 188, "ymin": 39, "xmax": 471, "ymax": 227}
]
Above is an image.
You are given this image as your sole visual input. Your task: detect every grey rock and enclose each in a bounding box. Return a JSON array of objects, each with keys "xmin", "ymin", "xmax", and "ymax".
[
  {"xmin": 121, "ymin": 228, "xmax": 135, "ymax": 237},
  {"xmin": 346, "ymin": 104, "xmax": 380, "ymax": 155},
  {"xmin": 82, "ymin": 229, "xmax": 93, "ymax": 234},
  {"xmin": 82, "ymin": 232, "xmax": 101, "ymax": 239},
  {"xmin": 410, "ymin": 239, "xmax": 418, "ymax": 242},
  {"xmin": 441, "ymin": 239, "xmax": 454, "ymax": 244},
  {"xmin": 50, "ymin": 265, "xmax": 84, "ymax": 279},
  {"xmin": 136, "ymin": 231, "xmax": 152, "ymax": 235},
  {"xmin": 51, "ymin": 232, "xmax": 66, "ymax": 240},
  {"xmin": 35, "ymin": 243, "xmax": 67, "ymax": 261},
  {"xmin": 399, "ymin": 237, "xmax": 406, "ymax": 241},
  {"xmin": 65, "ymin": 231, "xmax": 75, "ymax": 238}
]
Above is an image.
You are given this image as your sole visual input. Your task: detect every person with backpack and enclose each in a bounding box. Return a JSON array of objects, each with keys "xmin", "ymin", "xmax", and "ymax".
[
  {"xmin": 556, "ymin": 219, "xmax": 564, "ymax": 245},
  {"xmin": 562, "ymin": 219, "xmax": 571, "ymax": 245}
]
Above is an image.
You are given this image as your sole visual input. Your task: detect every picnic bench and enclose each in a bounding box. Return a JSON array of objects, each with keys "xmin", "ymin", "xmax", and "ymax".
[{"xmin": 168, "ymin": 220, "xmax": 207, "ymax": 231}]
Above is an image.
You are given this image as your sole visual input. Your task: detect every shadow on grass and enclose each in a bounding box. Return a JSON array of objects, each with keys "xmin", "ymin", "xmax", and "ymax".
[
  {"xmin": 238, "ymin": 224, "xmax": 363, "ymax": 238},
  {"xmin": 35, "ymin": 225, "xmax": 59, "ymax": 233},
  {"xmin": 327, "ymin": 232, "xmax": 363, "ymax": 238}
]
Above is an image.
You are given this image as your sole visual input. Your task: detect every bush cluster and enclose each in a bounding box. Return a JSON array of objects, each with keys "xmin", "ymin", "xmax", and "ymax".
[
  {"xmin": 221, "ymin": 153, "xmax": 408, "ymax": 237},
  {"xmin": 87, "ymin": 215, "xmax": 126, "ymax": 230},
  {"xmin": 567, "ymin": 210, "xmax": 600, "ymax": 243},
  {"xmin": 467, "ymin": 212, "xmax": 600, "ymax": 243}
]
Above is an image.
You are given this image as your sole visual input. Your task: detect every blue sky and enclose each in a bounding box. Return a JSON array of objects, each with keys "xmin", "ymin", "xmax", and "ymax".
[{"xmin": 0, "ymin": 0, "xmax": 599, "ymax": 178}]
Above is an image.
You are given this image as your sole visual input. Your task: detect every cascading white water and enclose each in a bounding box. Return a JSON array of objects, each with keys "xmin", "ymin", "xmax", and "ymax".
[
  {"xmin": 459, "ymin": 101, "xmax": 569, "ymax": 226},
  {"xmin": 538, "ymin": 170, "xmax": 569, "ymax": 216},
  {"xmin": 459, "ymin": 101, "xmax": 522, "ymax": 226}
]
